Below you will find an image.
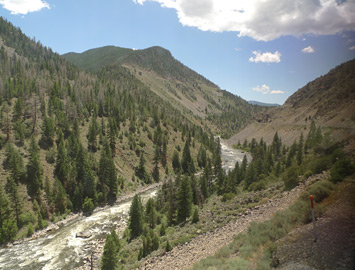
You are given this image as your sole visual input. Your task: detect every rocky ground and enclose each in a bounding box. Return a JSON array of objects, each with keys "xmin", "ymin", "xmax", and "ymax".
[
  {"xmin": 139, "ymin": 173, "xmax": 327, "ymax": 270},
  {"xmin": 273, "ymin": 177, "xmax": 355, "ymax": 270}
]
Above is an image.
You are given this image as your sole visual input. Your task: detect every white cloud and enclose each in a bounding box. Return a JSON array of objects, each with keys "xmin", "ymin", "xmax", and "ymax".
[
  {"xmin": 0, "ymin": 0, "xmax": 49, "ymax": 15},
  {"xmin": 234, "ymin": 48, "xmax": 241, "ymax": 51},
  {"xmin": 133, "ymin": 0, "xmax": 355, "ymax": 41},
  {"xmin": 350, "ymin": 46, "xmax": 355, "ymax": 50},
  {"xmin": 252, "ymin": 84, "xmax": 284, "ymax": 95},
  {"xmin": 249, "ymin": 51, "xmax": 281, "ymax": 63},
  {"xmin": 302, "ymin": 46, "xmax": 315, "ymax": 53}
]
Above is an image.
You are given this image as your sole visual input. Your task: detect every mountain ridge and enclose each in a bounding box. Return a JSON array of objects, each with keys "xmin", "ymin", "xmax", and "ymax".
[
  {"xmin": 228, "ymin": 59, "xmax": 355, "ymax": 148},
  {"xmin": 64, "ymin": 45, "xmax": 264, "ymax": 138}
]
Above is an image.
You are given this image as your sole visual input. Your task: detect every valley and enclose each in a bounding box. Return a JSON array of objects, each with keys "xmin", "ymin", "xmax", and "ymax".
[{"xmin": 0, "ymin": 13, "xmax": 354, "ymax": 270}]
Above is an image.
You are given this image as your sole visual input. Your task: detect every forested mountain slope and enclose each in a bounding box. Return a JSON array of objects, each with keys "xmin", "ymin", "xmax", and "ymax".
[
  {"xmin": 0, "ymin": 17, "xmax": 217, "ymax": 243},
  {"xmin": 64, "ymin": 46, "xmax": 264, "ymax": 138},
  {"xmin": 229, "ymin": 59, "xmax": 355, "ymax": 148}
]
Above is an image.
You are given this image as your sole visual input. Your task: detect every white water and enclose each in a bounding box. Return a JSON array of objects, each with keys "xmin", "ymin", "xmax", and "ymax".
[
  {"xmin": 0, "ymin": 141, "xmax": 246, "ymax": 269},
  {"xmin": 0, "ymin": 191, "xmax": 156, "ymax": 270}
]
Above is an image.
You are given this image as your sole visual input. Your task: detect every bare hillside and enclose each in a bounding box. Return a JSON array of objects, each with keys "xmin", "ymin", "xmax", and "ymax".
[{"xmin": 228, "ymin": 59, "xmax": 355, "ymax": 148}]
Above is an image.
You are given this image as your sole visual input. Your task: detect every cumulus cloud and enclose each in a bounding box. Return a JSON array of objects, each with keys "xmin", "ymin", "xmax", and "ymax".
[
  {"xmin": 350, "ymin": 46, "xmax": 355, "ymax": 50},
  {"xmin": 302, "ymin": 46, "xmax": 315, "ymax": 53},
  {"xmin": 249, "ymin": 51, "xmax": 281, "ymax": 63},
  {"xmin": 133, "ymin": 0, "xmax": 355, "ymax": 41},
  {"xmin": 0, "ymin": 0, "xmax": 49, "ymax": 15},
  {"xmin": 252, "ymin": 84, "xmax": 284, "ymax": 94}
]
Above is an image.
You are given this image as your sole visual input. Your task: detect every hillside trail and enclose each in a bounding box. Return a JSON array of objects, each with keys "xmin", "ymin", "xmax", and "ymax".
[
  {"xmin": 274, "ymin": 176, "xmax": 355, "ymax": 270},
  {"xmin": 139, "ymin": 173, "xmax": 329, "ymax": 270}
]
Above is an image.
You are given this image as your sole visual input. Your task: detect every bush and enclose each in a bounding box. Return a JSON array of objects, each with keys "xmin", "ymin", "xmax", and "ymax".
[
  {"xmin": 330, "ymin": 158, "xmax": 354, "ymax": 183},
  {"xmin": 19, "ymin": 212, "xmax": 36, "ymax": 228},
  {"xmin": 248, "ymin": 181, "xmax": 266, "ymax": 191},
  {"xmin": 283, "ymin": 165, "xmax": 300, "ymax": 190},
  {"xmin": 310, "ymin": 155, "xmax": 332, "ymax": 174},
  {"xmin": 27, "ymin": 223, "xmax": 34, "ymax": 237},
  {"xmin": 221, "ymin": 192, "xmax": 235, "ymax": 202},
  {"xmin": 191, "ymin": 206, "xmax": 199, "ymax": 223},
  {"xmin": 165, "ymin": 239, "xmax": 172, "ymax": 252}
]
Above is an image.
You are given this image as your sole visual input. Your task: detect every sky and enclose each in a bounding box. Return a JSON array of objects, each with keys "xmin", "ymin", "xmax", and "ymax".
[{"xmin": 0, "ymin": 0, "xmax": 354, "ymax": 105}]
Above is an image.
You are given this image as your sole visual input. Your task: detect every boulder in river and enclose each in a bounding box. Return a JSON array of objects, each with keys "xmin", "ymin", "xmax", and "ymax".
[{"xmin": 76, "ymin": 231, "xmax": 92, "ymax": 239}]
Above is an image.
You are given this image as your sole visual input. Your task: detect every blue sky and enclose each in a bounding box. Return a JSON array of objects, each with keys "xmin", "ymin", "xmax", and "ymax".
[{"xmin": 0, "ymin": 0, "xmax": 354, "ymax": 105}]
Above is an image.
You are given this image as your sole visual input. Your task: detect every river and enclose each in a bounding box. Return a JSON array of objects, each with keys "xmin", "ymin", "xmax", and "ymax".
[{"xmin": 0, "ymin": 141, "xmax": 247, "ymax": 269}]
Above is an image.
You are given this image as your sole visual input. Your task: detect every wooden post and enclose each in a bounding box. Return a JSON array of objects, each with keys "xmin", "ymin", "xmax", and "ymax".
[{"xmin": 310, "ymin": 195, "xmax": 318, "ymax": 242}]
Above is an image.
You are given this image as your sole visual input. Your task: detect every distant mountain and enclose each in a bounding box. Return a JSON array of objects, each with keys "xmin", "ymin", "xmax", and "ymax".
[
  {"xmin": 64, "ymin": 46, "xmax": 264, "ymax": 138},
  {"xmin": 248, "ymin": 100, "xmax": 280, "ymax": 107},
  {"xmin": 229, "ymin": 59, "xmax": 355, "ymax": 147}
]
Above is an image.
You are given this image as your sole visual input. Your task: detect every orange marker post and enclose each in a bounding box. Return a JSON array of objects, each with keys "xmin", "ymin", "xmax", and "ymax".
[{"xmin": 310, "ymin": 195, "xmax": 318, "ymax": 242}]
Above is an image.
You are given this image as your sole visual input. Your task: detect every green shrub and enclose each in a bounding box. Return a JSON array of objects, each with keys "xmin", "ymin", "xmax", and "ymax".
[
  {"xmin": 19, "ymin": 212, "xmax": 36, "ymax": 227},
  {"xmin": 283, "ymin": 165, "xmax": 300, "ymax": 190},
  {"xmin": 27, "ymin": 223, "xmax": 34, "ymax": 237},
  {"xmin": 191, "ymin": 206, "xmax": 200, "ymax": 223},
  {"xmin": 221, "ymin": 192, "xmax": 235, "ymax": 202},
  {"xmin": 248, "ymin": 181, "xmax": 266, "ymax": 191},
  {"xmin": 310, "ymin": 155, "xmax": 332, "ymax": 174},
  {"xmin": 330, "ymin": 158, "xmax": 354, "ymax": 183}
]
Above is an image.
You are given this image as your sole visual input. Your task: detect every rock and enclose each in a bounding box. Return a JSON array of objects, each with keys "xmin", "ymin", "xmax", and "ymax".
[{"xmin": 76, "ymin": 230, "xmax": 92, "ymax": 239}]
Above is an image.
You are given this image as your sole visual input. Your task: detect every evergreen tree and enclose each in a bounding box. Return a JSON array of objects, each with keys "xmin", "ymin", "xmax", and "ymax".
[
  {"xmin": 98, "ymin": 141, "xmax": 118, "ymax": 202},
  {"xmin": 54, "ymin": 138, "xmax": 70, "ymax": 188},
  {"xmin": 177, "ymin": 176, "xmax": 192, "ymax": 223},
  {"xmin": 161, "ymin": 139, "xmax": 167, "ymax": 168},
  {"xmin": 181, "ymin": 137, "xmax": 194, "ymax": 174},
  {"xmin": 6, "ymin": 176, "xmax": 23, "ymax": 228},
  {"xmin": 88, "ymin": 115, "xmax": 98, "ymax": 151},
  {"xmin": 152, "ymin": 144, "xmax": 160, "ymax": 182},
  {"xmin": 5, "ymin": 142, "xmax": 24, "ymax": 182},
  {"xmin": 41, "ymin": 115, "xmax": 55, "ymax": 147},
  {"xmin": 27, "ymin": 137, "xmax": 43, "ymax": 197},
  {"xmin": 101, "ymin": 233, "xmax": 118, "ymax": 270},
  {"xmin": 0, "ymin": 183, "xmax": 17, "ymax": 243},
  {"xmin": 52, "ymin": 178, "xmax": 67, "ymax": 214},
  {"xmin": 197, "ymin": 145, "xmax": 207, "ymax": 168},
  {"xmin": 129, "ymin": 195, "xmax": 143, "ymax": 240},
  {"xmin": 144, "ymin": 198, "xmax": 156, "ymax": 229},
  {"xmin": 135, "ymin": 153, "xmax": 150, "ymax": 184},
  {"xmin": 172, "ymin": 150, "xmax": 181, "ymax": 173}
]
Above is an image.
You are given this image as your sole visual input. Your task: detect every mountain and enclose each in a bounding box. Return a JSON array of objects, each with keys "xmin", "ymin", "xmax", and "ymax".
[
  {"xmin": 228, "ymin": 59, "xmax": 355, "ymax": 148},
  {"xmin": 248, "ymin": 100, "xmax": 280, "ymax": 107},
  {"xmin": 0, "ymin": 17, "xmax": 222, "ymax": 243},
  {"xmin": 64, "ymin": 46, "xmax": 264, "ymax": 138}
]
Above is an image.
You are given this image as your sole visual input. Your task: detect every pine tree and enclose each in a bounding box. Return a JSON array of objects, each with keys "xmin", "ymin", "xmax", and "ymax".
[
  {"xmin": 27, "ymin": 137, "xmax": 43, "ymax": 197},
  {"xmin": 52, "ymin": 178, "xmax": 67, "ymax": 214},
  {"xmin": 87, "ymin": 115, "xmax": 98, "ymax": 151},
  {"xmin": 41, "ymin": 115, "xmax": 55, "ymax": 147},
  {"xmin": 54, "ymin": 138, "xmax": 70, "ymax": 188},
  {"xmin": 161, "ymin": 139, "xmax": 167, "ymax": 168},
  {"xmin": 5, "ymin": 142, "xmax": 24, "ymax": 182},
  {"xmin": 152, "ymin": 144, "xmax": 160, "ymax": 182},
  {"xmin": 129, "ymin": 195, "xmax": 143, "ymax": 240},
  {"xmin": 101, "ymin": 233, "xmax": 118, "ymax": 270},
  {"xmin": 297, "ymin": 133, "xmax": 304, "ymax": 165},
  {"xmin": 144, "ymin": 198, "xmax": 156, "ymax": 229},
  {"xmin": 6, "ymin": 176, "xmax": 23, "ymax": 228},
  {"xmin": 172, "ymin": 150, "xmax": 181, "ymax": 173},
  {"xmin": 177, "ymin": 176, "xmax": 192, "ymax": 223},
  {"xmin": 181, "ymin": 137, "xmax": 194, "ymax": 174},
  {"xmin": 197, "ymin": 145, "xmax": 207, "ymax": 168},
  {"xmin": 98, "ymin": 141, "xmax": 118, "ymax": 202},
  {"xmin": 0, "ymin": 183, "xmax": 17, "ymax": 243}
]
